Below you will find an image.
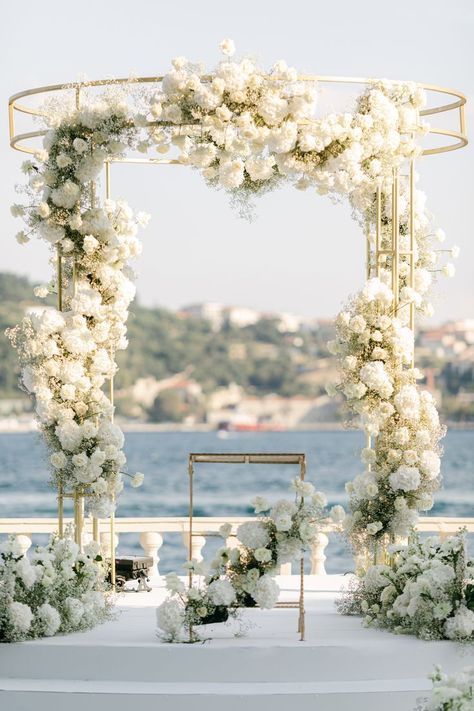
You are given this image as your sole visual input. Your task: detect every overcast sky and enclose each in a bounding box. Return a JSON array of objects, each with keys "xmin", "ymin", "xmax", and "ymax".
[{"xmin": 1, "ymin": 0, "xmax": 472, "ymax": 322}]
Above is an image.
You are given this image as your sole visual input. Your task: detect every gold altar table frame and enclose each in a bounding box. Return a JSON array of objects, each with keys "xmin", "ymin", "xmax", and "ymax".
[{"xmin": 187, "ymin": 452, "xmax": 307, "ymax": 641}]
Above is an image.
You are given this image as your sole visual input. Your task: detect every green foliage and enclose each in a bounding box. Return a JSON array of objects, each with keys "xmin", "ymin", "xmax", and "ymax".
[
  {"xmin": 148, "ymin": 390, "xmax": 186, "ymax": 423},
  {"xmin": 0, "ymin": 272, "xmax": 472, "ymax": 423}
]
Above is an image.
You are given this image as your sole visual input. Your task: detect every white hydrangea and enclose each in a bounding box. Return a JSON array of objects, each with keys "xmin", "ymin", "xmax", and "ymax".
[
  {"xmin": 63, "ymin": 597, "xmax": 84, "ymax": 626},
  {"xmin": 236, "ymin": 521, "xmax": 270, "ymax": 550},
  {"xmin": 36, "ymin": 603, "xmax": 61, "ymax": 636},
  {"xmin": 156, "ymin": 599, "xmax": 184, "ymax": 640},
  {"xmin": 394, "ymin": 384, "xmax": 420, "ymax": 421},
  {"xmin": 51, "ymin": 180, "xmax": 81, "ymax": 209},
  {"xmin": 389, "ymin": 465, "xmax": 421, "ymax": 492},
  {"xmin": 252, "ymin": 574, "xmax": 280, "ymax": 609},
  {"xmin": 8, "ymin": 601, "xmax": 33, "ymax": 634},
  {"xmin": 359, "ymin": 361, "xmax": 393, "ymax": 398},
  {"xmin": 419, "ymin": 451, "xmax": 441, "ymax": 480},
  {"xmin": 207, "ymin": 579, "xmax": 236, "ymax": 607},
  {"xmin": 444, "ymin": 605, "xmax": 474, "ymax": 640},
  {"xmin": 363, "ymin": 564, "xmax": 392, "ymax": 591}
]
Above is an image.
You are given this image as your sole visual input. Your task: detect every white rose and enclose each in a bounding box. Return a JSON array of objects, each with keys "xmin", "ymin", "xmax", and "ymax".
[
  {"xmin": 218, "ymin": 158, "xmax": 245, "ymax": 189},
  {"xmin": 83, "ymin": 235, "xmax": 99, "ymax": 254},
  {"xmin": 73, "ymin": 137, "xmax": 88, "ymax": 154},
  {"xmin": 219, "ymin": 38, "xmax": 236, "ymax": 57},
  {"xmin": 51, "ymin": 451, "xmax": 67, "ymax": 468},
  {"xmin": 389, "ymin": 465, "xmax": 421, "ymax": 492}
]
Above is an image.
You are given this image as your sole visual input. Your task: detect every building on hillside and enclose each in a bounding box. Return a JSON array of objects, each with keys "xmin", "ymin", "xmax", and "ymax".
[{"xmin": 179, "ymin": 303, "xmax": 225, "ymax": 331}]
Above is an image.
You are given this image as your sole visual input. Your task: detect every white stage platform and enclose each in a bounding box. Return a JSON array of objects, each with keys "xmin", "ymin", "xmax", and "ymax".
[{"xmin": 1, "ymin": 575, "xmax": 473, "ymax": 710}]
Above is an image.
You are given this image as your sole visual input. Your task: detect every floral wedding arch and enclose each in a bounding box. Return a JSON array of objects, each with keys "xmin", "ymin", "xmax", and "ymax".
[{"xmin": 7, "ymin": 40, "xmax": 468, "ymax": 559}]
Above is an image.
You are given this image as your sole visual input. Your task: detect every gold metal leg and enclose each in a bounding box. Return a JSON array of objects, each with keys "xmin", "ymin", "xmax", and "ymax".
[
  {"xmin": 391, "ymin": 167, "xmax": 400, "ymax": 311},
  {"xmin": 58, "ymin": 484, "xmax": 64, "ymax": 538},
  {"xmin": 92, "ymin": 516, "xmax": 99, "ymax": 543},
  {"xmin": 73, "ymin": 490, "xmax": 84, "ymax": 549},
  {"xmin": 110, "ymin": 508, "xmax": 116, "ymax": 590},
  {"xmin": 299, "ymin": 557, "xmax": 305, "ymax": 641}
]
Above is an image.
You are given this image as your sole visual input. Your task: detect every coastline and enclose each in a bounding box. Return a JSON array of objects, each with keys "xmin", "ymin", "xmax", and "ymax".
[{"xmin": 0, "ymin": 421, "xmax": 473, "ymax": 434}]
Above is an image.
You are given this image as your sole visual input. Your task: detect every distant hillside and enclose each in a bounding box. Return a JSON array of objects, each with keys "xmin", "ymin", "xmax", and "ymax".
[
  {"xmin": 0, "ymin": 271, "xmax": 334, "ymax": 404},
  {"xmin": 1, "ymin": 272, "xmax": 472, "ymax": 422}
]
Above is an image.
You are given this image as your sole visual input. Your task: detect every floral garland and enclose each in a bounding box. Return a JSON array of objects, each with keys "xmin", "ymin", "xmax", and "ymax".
[
  {"xmin": 8, "ymin": 92, "xmax": 148, "ymax": 517},
  {"xmin": 0, "ymin": 533, "xmax": 111, "ymax": 642},
  {"xmin": 420, "ymin": 665, "xmax": 474, "ymax": 710},
  {"xmin": 8, "ymin": 41, "xmax": 458, "ymax": 534},
  {"xmin": 337, "ymin": 532, "xmax": 474, "ymax": 641},
  {"xmin": 157, "ymin": 479, "xmax": 344, "ymax": 642},
  {"xmin": 328, "ymin": 250, "xmax": 456, "ymax": 548}
]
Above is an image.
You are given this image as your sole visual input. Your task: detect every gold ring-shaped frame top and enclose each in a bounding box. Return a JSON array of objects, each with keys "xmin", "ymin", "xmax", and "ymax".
[{"xmin": 8, "ymin": 75, "xmax": 468, "ymax": 157}]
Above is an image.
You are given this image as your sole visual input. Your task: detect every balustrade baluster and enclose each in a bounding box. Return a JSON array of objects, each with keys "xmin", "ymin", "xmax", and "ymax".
[{"xmin": 139, "ymin": 531, "xmax": 163, "ymax": 578}]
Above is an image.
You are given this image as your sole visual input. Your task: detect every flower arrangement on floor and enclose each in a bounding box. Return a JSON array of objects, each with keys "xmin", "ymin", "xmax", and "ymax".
[
  {"xmin": 156, "ymin": 479, "xmax": 345, "ymax": 642},
  {"xmin": 337, "ymin": 532, "xmax": 474, "ymax": 642},
  {"xmin": 418, "ymin": 665, "xmax": 474, "ymax": 710},
  {"xmin": 0, "ymin": 534, "xmax": 112, "ymax": 643},
  {"xmin": 8, "ymin": 40, "xmax": 459, "ymax": 539}
]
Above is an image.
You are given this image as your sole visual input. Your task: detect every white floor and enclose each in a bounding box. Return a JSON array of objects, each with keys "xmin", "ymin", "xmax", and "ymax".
[{"xmin": 1, "ymin": 575, "xmax": 473, "ymax": 710}]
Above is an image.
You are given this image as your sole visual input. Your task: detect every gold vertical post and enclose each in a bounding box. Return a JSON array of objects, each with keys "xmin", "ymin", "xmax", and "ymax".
[
  {"xmin": 56, "ymin": 244, "xmax": 64, "ymax": 535},
  {"xmin": 409, "ymin": 159, "xmax": 416, "ymax": 347},
  {"xmin": 366, "ymin": 212, "xmax": 374, "ymax": 471},
  {"xmin": 8, "ymin": 101, "xmax": 14, "ymax": 144},
  {"xmin": 110, "ymin": 504, "xmax": 116, "ymax": 589},
  {"xmin": 365, "ymin": 218, "xmax": 371, "ymax": 280},
  {"xmin": 105, "ymin": 159, "xmax": 114, "ymax": 416},
  {"xmin": 103, "ymin": 160, "xmax": 115, "ymax": 586},
  {"xmin": 92, "ymin": 516, "xmax": 99, "ymax": 543},
  {"xmin": 57, "ymin": 245, "xmax": 63, "ymax": 311},
  {"xmin": 58, "ymin": 483, "xmax": 64, "ymax": 537},
  {"xmin": 375, "ymin": 186, "xmax": 382, "ymax": 278},
  {"xmin": 73, "ymin": 490, "xmax": 84, "ymax": 548},
  {"xmin": 459, "ymin": 104, "xmax": 466, "ymax": 137},
  {"xmin": 188, "ymin": 457, "xmax": 194, "ymax": 642},
  {"xmin": 298, "ymin": 455, "xmax": 306, "ymax": 641},
  {"xmin": 391, "ymin": 168, "xmax": 400, "ymax": 311},
  {"xmin": 72, "ymin": 258, "xmax": 77, "ymax": 298},
  {"xmin": 105, "ymin": 161, "xmax": 111, "ymax": 199},
  {"xmin": 73, "ymin": 491, "xmax": 78, "ymax": 545},
  {"xmin": 76, "ymin": 493, "xmax": 84, "ymax": 550},
  {"xmin": 188, "ymin": 457, "xmax": 194, "ymax": 577}
]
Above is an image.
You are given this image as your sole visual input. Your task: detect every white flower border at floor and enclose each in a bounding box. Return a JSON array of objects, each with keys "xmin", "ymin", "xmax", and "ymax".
[
  {"xmin": 419, "ymin": 665, "xmax": 474, "ymax": 710},
  {"xmin": 337, "ymin": 531, "xmax": 474, "ymax": 642},
  {"xmin": 0, "ymin": 534, "xmax": 111, "ymax": 643},
  {"xmin": 8, "ymin": 40, "xmax": 458, "ymax": 545}
]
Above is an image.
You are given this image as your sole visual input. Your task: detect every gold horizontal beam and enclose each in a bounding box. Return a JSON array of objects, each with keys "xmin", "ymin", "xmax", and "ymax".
[
  {"xmin": 189, "ymin": 452, "xmax": 305, "ymax": 464},
  {"xmin": 8, "ymin": 75, "xmax": 468, "ymax": 157}
]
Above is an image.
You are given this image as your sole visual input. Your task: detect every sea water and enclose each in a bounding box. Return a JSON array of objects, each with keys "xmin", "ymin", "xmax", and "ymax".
[{"xmin": 0, "ymin": 430, "xmax": 472, "ymax": 573}]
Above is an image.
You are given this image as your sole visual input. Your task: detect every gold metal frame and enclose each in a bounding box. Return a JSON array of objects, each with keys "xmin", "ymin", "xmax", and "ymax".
[
  {"xmin": 9, "ymin": 72, "xmax": 468, "ymax": 585},
  {"xmin": 188, "ymin": 452, "xmax": 307, "ymax": 641},
  {"xmin": 55, "ymin": 150, "xmax": 116, "ymax": 586},
  {"xmin": 8, "ymin": 75, "xmax": 468, "ymax": 157}
]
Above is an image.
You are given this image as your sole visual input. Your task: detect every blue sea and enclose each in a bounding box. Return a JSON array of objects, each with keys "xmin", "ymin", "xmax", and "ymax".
[{"xmin": 0, "ymin": 430, "xmax": 473, "ymax": 574}]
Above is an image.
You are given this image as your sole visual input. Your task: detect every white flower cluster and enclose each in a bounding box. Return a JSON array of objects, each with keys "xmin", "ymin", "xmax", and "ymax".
[
  {"xmin": 8, "ymin": 94, "xmax": 148, "ymax": 516},
  {"xmin": 0, "ymin": 535, "xmax": 110, "ymax": 642},
  {"xmin": 328, "ymin": 270, "xmax": 450, "ymax": 546},
  {"xmin": 421, "ymin": 665, "xmax": 474, "ymax": 710},
  {"xmin": 143, "ymin": 41, "xmax": 428, "ymax": 217},
  {"xmin": 157, "ymin": 479, "xmax": 344, "ymax": 642},
  {"xmin": 9, "ymin": 44, "xmax": 459, "ymax": 541},
  {"xmin": 338, "ymin": 533, "xmax": 474, "ymax": 642},
  {"xmin": 323, "ymin": 112, "xmax": 459, "ymax": 548}
]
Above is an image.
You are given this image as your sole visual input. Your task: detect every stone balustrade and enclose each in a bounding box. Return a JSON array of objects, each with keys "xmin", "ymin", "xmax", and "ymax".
[{"xmin": 1, "ymin": 516, "xmax": 473, "ymax": 577}]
